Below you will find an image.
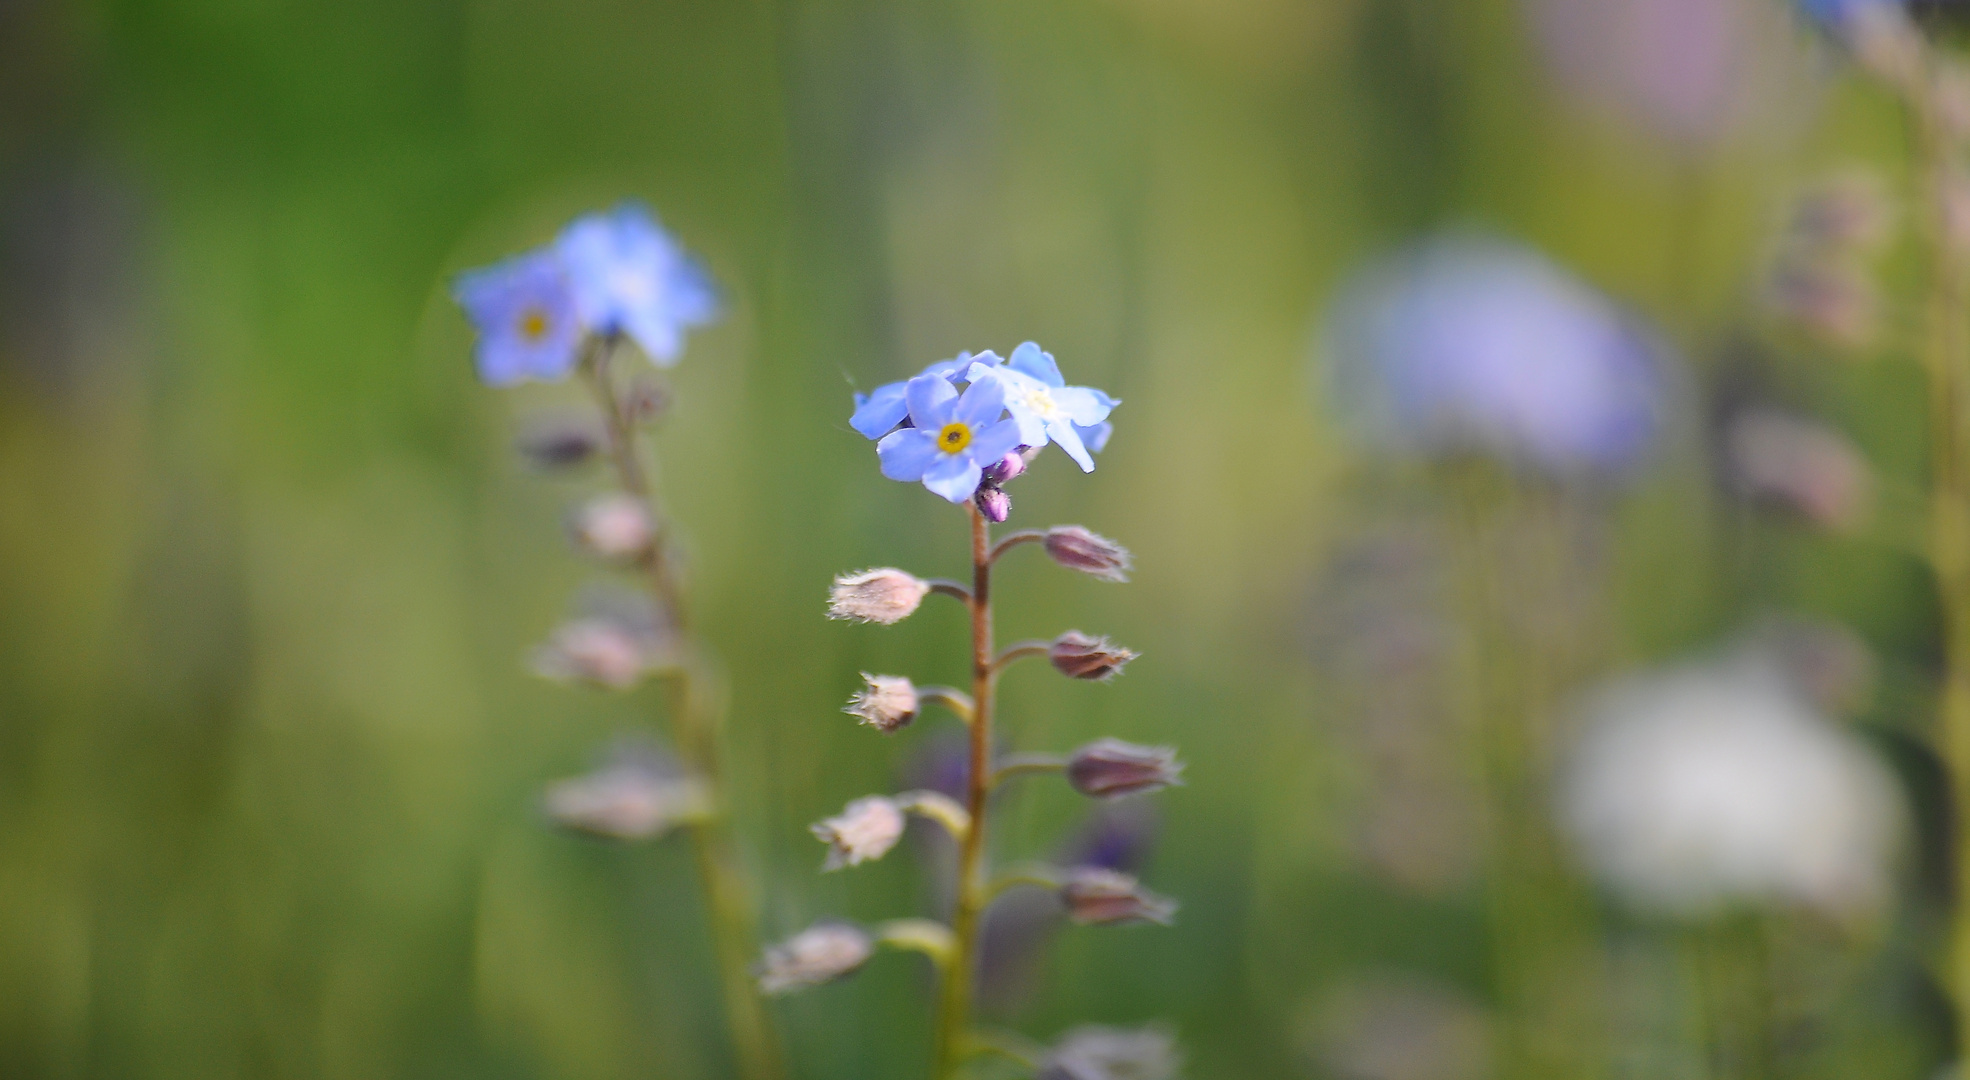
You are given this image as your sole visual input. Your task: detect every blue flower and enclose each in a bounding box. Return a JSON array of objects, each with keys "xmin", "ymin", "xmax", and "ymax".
[
  {"xmin": 967, "ymin": 342, "xmax": 1117, "ymax": 472},
  {"xmin": 556, "ymin": 203, "xmax": 719, "ymax": 367},
  {"xmin": 1796, "ymin": 0, "xmax": 1903, "ymax": 31},
  {"xmin": 849, "ymin": 352, "xmax": 991, "ymax": 440},
  {"xmin": 452, "ymin": 249, "xmax": 585, "ymax": 386},
  {"xmin": 876, "ymin": 372, "xmax": 1024, "ymax": 503}
]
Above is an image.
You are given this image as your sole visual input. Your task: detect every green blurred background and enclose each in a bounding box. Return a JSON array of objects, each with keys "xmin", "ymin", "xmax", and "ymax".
[{"xmin": 0, "ymin": 0, "xmax": 1950, "ymax": 1077}]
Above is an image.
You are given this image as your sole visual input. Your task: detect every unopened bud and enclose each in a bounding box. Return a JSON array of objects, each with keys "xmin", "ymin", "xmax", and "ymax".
[
  {"xmin": 1769, "ymin": 261, "xmax": 1876, "ymax": 348},
  {"xmin": 1059, "ymin": 867, "xmax": 1178, "ymax": 926},
  {"xmin": 516, "ymin": 418, "xmax": 604, "ymax": 469},
  {"xmin": 572, "ymin": 494, "xmax": 655, "ymax": 558},
  {"xmin": 1726, "ymin": 407, "xmax": 1873, "ymax": 533},
  {"xmin": 622, "ymin": 378, "xmax": 670, "ymax": 423},
  {"xmin": 811, "ymin": 795, "xmax": 907, "ymax": 870},
  {"xmin": 982, "ymin": 451, "xmax": 1028, "ymax": 485},
  {"xmin": 757, "ymin": 922, "xmax": 873, "ymax": 995},
  {"xmin": 1044, "ymin": 526, "xmax": 1132, "ymax": 583},
  {"xmin": 1067, "ymin": 738, "xmax": 1185, "ymax": 799},
  {"xmin": 1049, "ymin": 631, "xmax": 1138, "ymax": 681},
  {"xmin": 531, "ymin": 618, "xmax": 658, "ymax": 688},
  {"xmin": 975, "ymin": 484, "xmax": 1012, "ymax": 523},
  {"xmin": 1787, "ymin": 172, "xmax": 1892, "ymax": 254},
  {"xmin": 829, "ymin": 568, "xmax": 931, "ymax": 624},
  {"xmin": 844, "ymin": 673, "xmax": 919, "ymax": 732},
  {"xmin": 544, "ymin": 756, "xmax": 709, "ymax": 840},
  {"xmin": 1039, "ymin": 1026, "xmax": 1180, "ymax": 1080}
]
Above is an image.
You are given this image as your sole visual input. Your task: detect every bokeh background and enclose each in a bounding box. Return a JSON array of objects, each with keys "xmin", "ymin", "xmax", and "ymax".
[{"xmin": 0, "ymin": 0, "xmax": 1956, "ymax": 1077}]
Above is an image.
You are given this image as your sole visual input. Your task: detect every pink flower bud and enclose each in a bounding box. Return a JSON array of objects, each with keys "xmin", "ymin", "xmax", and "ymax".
[
  {"xmin": 1726, "ymin": 407, "xmax": 1872, "ymax": 533},
  {"xmin": 983, "ymin": 452, "xmax": 1028, "ymax": 485},
  {"xmin": 1059, "ymin": 867, "xmax": 1177, "ymax": 926},
  {"xmin": 757, "ymin": 922, "xmax": 873, "ymax": 995},
  {"xmin": 1049, "ymin": 631, "xmax": 1138, "ymax": 681},
  {"xmin": 828, "ymin": 568, "xmax": 931, "ymax": 624},
  {"xmin": 543, "ymin": 756, "xmax": 709, "ymax": 840},
  {"xmin": 531, "ymin": 618, "xmax": 658, "ymax": 688},
  {"xmin": 844, "ymin": 673, "xmax": 919, "ymax": 732},
  {"xmin": 1044, "ymin": 526, "xmax": 1133, "ymax": 583},
  {"xmin": 1040, "ymin": 1026, "xmax": 1179, "ymax": 1080},
  {"xmin": 1066, "ymin": 738, "xmax": 1185, "ymax": 799},
  {"xmin": 572, "ymin": 494, "xmax": 656, "ymax": 558},
  {"xmin": 810, "ymin": 795, "xmax": 908, "ymax": 870},
  {"xmin": 975, "ymin": 485, "xmax": 1012, "ymax": 523}
]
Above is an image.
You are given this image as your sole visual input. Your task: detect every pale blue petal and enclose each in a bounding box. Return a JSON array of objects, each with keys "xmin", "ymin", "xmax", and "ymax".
[
  {"xmin": 919, "ymin": 352, "xmax": 975, "ymax": 381},
  {"xmin": 850, "ymin": 382, "xmax": 911, "ymax": 439},
  {"xmin": 955, "ymin": 373, "xmax": 1007, "ymax": 429},
  {"xmin": 1048, "ymin": 418, "xmax": 1095, "ymax": 472},
  {"xmin": 1009, "ymin": 408, "xmax": 1049, "ymax": 447},
  {"xmin": 1007, "ymin": 342, "xmax": 1064, "ymax": 387},
  {"xmin": 921, "ymin": 454, "xmax": 983, "ymax": 503},
  {"xmin": 1050, "ymin": 386, "xmax": 1114, "ymax": 426},
  {"xmin": 622, "ymin": 309, "xmax": 686, "ymax": 367},
  {"xmin": 879, "ymin": 429, "xmax": 942, "ymax": 481},
  {"xmin": 905, "ymin": 373, "xmax": 959, "ymax": 429},
  {"xmin": 966, "ymin": 418, "xmax": 1024, "ymax": 467},
  {"xmin": 1075, "ymin": 421, "xmax": 1113, "ymax": 454}
]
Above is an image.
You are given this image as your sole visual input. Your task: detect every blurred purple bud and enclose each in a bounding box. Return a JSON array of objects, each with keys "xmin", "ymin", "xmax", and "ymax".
[
  {"xmin": 1726, "ymin": 407, "xmax": 1873, "ymax": 533},
  {"xmin": 1059, "ymin": 867, "xmax": 1178, "ymax": 926},
  {"xmin": 543, "ymin": 744, "xmax": 709, "ymax": 840},
  {"xmin": 1040, "ymin": 1027, "xmax": 1181, "ymax": 1080},
  {"xmin": 1044, "ymin": 526, "xmax": 1133, "ymax": 583},
  {"xmin": 983, "ymin": 451, "xmax": 1028, "ymax": 485},
  {"xmin": 621, "ymin": 378, "xmax": 671, "ymax": 424},
  {"xmin": 531, "ymin": 618, "xmax": 662, "ymax": 688},
  {"xmin": 757, "ymin": 923, "xmax": 873, "ymax": 995},
  {"xmin": 516, "ymin": 417, "xmax": 605, "ymax": 469},
  {"xmin": 571, "ymin": 494, "xmax": 656, "ymax": 559},
  {"xmin": 1067, "ymin": 738, "xmax": 1185, "ymax": 799},
  {"xmin": 811, "ymin": 795, "xmax": 907, "ymax": 870},
  {"xmin": 1050, "ymin": 631, "xmax": 1138, "ymax": 681},
  {"xmin": 975, "ymin": 484, "xmax": 1012, "ymax": 523},
  {"xmin": 828, "ymin": 568, "xmax": 930, "ymax": 624},
  {"xmin": 845, "ymin": 673, "xmax": 919, "ymax": 732}
]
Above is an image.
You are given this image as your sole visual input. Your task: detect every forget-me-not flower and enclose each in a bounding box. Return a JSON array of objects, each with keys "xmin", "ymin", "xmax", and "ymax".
[
  {"xmin": 556, "ymin": 202, "xmax": 718, "ymax": 366},
  {"xmin": 1795, "ymin": 0, "xmax": 1903, "ymax": 31},
  {"xmin": 849, "ymin": 352, "xmax": 989, "ymax": 439},
  {"xmin": 452, "ymin": 249, "xmax": 585, "ymax": 386},
  {"xmin": 877, "ymin": 372, "xmax": 1023, "ymax": 503},
  {"xmin": 968, "ymin": 342, "xmax": 1118, "ymax": 472}
]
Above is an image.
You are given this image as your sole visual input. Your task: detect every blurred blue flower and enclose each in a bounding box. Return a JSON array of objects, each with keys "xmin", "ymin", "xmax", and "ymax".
[
  {"xmin": 849, "ymin": 352, "xmax": 988, "ymax": 439},
  {"xmin": 968, "ymin": 342, "xmax": 1118, "ymax": 472},
  {"xmin": 452, "ymin": 249, "xmax": 584, "ymax": 386},
  {"xmin": 876, "ymin": 372, "xmax": 1023, "ymax": 502},
  {"xmin": 556, "ymin": 202, "xmax": 718, "ymax": 366},
  {"xmin": 1323, "ymin": 236, "xmax": 1668, "ymax": 476},
  {"xmin": 1796, "ymin": 0, "xmax": 1903, "ymax": 30}
]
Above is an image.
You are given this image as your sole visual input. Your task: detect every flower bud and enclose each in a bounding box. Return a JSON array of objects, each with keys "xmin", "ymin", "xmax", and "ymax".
[
  {"xmin": 1768, "ymin": 260, "xmax": 1876, "ymax": 348},
  {"xmin": 1059, "ymin": 867, "xmax": 1177, "ymax": 926},
  {"xmin": 756, "ymin": 922, "xmax": 873, "ymax": 995},
  {"xmin": 810, "ymin": 795, "xmax": 908, "ymax": 870},
  {"xmin": 1726, "ymin": 407, "xmax": 1872, "ymax": 533},
  {"xmin": 1043, "ymin": 526, "xmax": 1133, "ymax": 583},
  {"xmin": 571, "ymin": 494, "xmax": 656, "ymax": 558},
  {"xmin": 544, "ymin": 755, "xmax": 709, "ymax": 840},
  {"xmin": 1049, "ymin": 631, "xmax": 1137, "ymax": 681},
  {"xmin": 975, "ymin": 484, "xmax": 1012, "ymax": 523},
  {"xmin": 621, "ymin": 378, "xmax": 670, "ymax": 423},
  {"xmin": 1066, "ymin": 738, "xmax": 1185, "ymax": 799},
  {"xmin": 1039, "ymin": 1026, "xmax": 1180, "ymax": 1080},
  {"xmin": 844, "ymin": 673, "xmax": 919, "ymax": 732},
  {"xmin": 982, "ymin": 451, "xmax": 1028, "ymax": 485},
  {"xmin": 828, "ymin": 568, "xmax": 931, "ymax": 624},
  {"xmin": 531, "ymin": 618, "xmax": 659, "ymax": 688},
  {"xmin": 516, "ymin": 418, "xmax": 603, "ymax": 469}
]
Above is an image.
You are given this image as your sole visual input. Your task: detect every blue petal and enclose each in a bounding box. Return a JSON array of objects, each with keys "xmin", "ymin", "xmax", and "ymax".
[
  {"xmin": 919, "ymin": 352, "xmax": 975, "ymax": 381},
  {"xmin": 1007, "ymin": 342, "xmax": 1064, "ymax": 387},
  {"xmin": 850, "ymin": 382, "xmax": 911, "ymax": 439},
  {"xmin": 905, "ymin": 373, "xmax": 959, "ymax": 429},
  {"xmin": 921, "ymin": 454, "xmax": 984, "ymax": 503},
  {"xmin": 966, "ymin": 418, "xmax": 1025, "ymax": 467},
  {"xmin": 1050, "ymin": 385, "xmax": 1115, "ymax": 427},
  {"xmin": 1075, "ymin": 421, "xmax": 1113, "ymax": 454},
  {"xmin": 1048, "ymin": 418, "xmax": 1095, "ymax": 472},
  {"xmin": 954, "ymin": 374, "xmax": 1007, "ymax": 429},
  {"xmin": 878, "ymin": 428, "xmax": 942, "ymax": 481}
]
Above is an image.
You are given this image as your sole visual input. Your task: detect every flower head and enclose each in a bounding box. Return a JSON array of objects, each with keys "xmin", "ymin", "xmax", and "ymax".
[
  {"xmin": 877, "ymin": 372, "xmax": 1025, "ymax": 503},
  {"xmin": 1044, "ymin": 526, "xmax": 1133, "ymax": 583},
  {"xmin": 811, "ymin": 795, "xmax": 908, "ymax": 870},
  {"xmin": 555, "ymin": 202, "xmax": 718, "ymax": 366},
  {"xmin": 531, "ymin": 617, "xmax": 667, "ymax": 688},
  {"xmin": 756, "ymin": 923, "xmax": 873, "ymax": 995},
  {"xmin": 543, "ymin": 743, "xmax": 709, "ymax": 840},
  {"xmin": 1725, "ymin": 407, "xmax": 1873, "ymax": 533},
  {"xmin": 571, "ymin": 494, "xmax": 656, "ymax": 559},
  {"xmin": 1039, "ymin": 1026, "xmax": 1180, "ymax": 1080},
  {"xmin": 828, "ymin": 568, "xmax": 931, "ymax": 624},
  {"xmin": 1067, "ymin": 739, "xmax": 1185, "ymax": 799},
  {"xmin": 969, "ymin": 343, "xmax": 1119, "ymax": 473},
  {"xmin": 845, "ymin": 673, "xmax": 920, "ymax": 732},
  {"xmin": 1059, "ymin": 867, "xmax": 1179, "ymax": 926},
  {"xmin": 850, "ymin": 352, "xmax": 987, "ymax": 439},
  {"xmin": 452, "ymin": 249, "xmax": 584, "ymax": 386},
  {"xmin": 1050, "ymin": 631, "xmax": 1138, "ymax": 681}
]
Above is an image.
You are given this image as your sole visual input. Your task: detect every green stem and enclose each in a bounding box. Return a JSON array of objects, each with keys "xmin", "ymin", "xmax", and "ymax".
[{"xmin": 583, "ymin": 342, "xmax": 785, "ymax": 1080}]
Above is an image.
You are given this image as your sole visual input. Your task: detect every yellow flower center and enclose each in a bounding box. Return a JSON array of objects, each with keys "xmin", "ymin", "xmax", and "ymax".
[
  {"xmin": 937, "ymin": 421, "xmax": 973, "ymax": 454},
  {"xmin": 518, "ymin": 307, "xmax": 550, "ymax": 342},
  {"xmin": 1023, "ymin": 386, "xmax": 1061, "ymax": 420}
]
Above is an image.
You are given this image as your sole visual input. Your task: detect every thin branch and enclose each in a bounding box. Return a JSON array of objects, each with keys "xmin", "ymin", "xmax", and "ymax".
[
  {"xmin": 915, "ymin": 685, "xmax": 975, "ymax": 724},
  {"xmin": 992, "ymin": 640, "xmax": 1052, "ymax": 673},
  {"xmin": 926, "ymin": 578, "xmax": 972, "ymax": 605},
  {"xmin": 989, "ymin": 529, "xmax": 1047, "ymax": 563},
  {"xmin": 990, "ymin": 753, "xmax": 1067, "ymax": 789}
]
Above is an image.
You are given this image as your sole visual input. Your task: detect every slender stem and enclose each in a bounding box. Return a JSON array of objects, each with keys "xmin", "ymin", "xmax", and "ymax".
[
  {"xmin": 992, "ymin": 640, "xmax": 1052, "ymax": 673},
  {"xmin": 986, "ymin": 865, "xmax": 1064, "ymax": 902},
  {"xmin": 931, "ymin": 503, "xmax": 996, "ymax": 1080},
  {"xmin": 989, "ymin": 529, "xmax": 1047, "ymax": 563},
  {"xmin": 582, "ymin": 345, "xmax": 784, "ymax": 1080},
  {"xmin": 916, "ymin": 686, "xmax": 976, "ymax": 724},
  {"xmin": 927, "ymin": 578, "xmax": 973, "ymax": 605},
  {"xmin": 990, "ymin": 753, "xmax": 1067, "ymax": 788}
]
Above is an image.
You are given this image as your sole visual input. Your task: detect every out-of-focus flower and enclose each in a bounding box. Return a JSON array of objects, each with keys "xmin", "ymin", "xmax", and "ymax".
[
  {"xmin": 877, "ymin": 373, "xmax": 1024, "ymax": 503},
  {"xmin": 452, "ymin": 249, "xmax": 584, "ymax": 386},
  {"xmin": 1725, "ymin": 407, "xmax": 1873, "ymax": 532},
  {"xmin": 515, "ymin": 415, "xmax": 605, "ymax": 469},
  {"xmin": 1039, "ymin": 1026, "xmax": 1180, "ymax": 1080},
  {"xmin": 1558, "ymin": 660, "xmax": 1903, "ymax": 918},
  {"xmin": 1067, "ymin": 738, "xmax": 1185, "ymax": 799},
  {"xmin": 1786, "ymin": 171, "xmax": 1895, "ymax": 254},
  {"xmin": 828, "ymin": 568, "xmax": 931, "ymax": 624},
  {"xmin": 1323, "ymin": 236, "xmax": 1667, "ymax": 477},
  {"xmin": 571, "ymin": 494, "xmax": 657, "ymax": 558},
  {"xmin": 1767, "ymin": 260, "xmax": 1879, "ymax": 347},
  {"xmin": 756, "ymin": 923, "xmax": 873, "ymax": 995},
  {"xmin": 543, "ymin": 742, "xmax": 709, "ymax": 840},
  {"xmin": 844, "ymin": 673, "xmax": 919, "ymax": 732},
  {"xmin": 1059, "ymin": 867, "xmax": 1178, "ymax": 925},
  {"xmin": 850, "ymin": 353, "xmax": 983, "ymax": 440},
  {"xmin": 811, "ymin": 795, "xmax": 908, "ymax": 870},
  {"xmin": 1297, "ymin": 973, "xmax": 1493, "ymax": 1080},
  {"xmin": 531, "ymin": 617, "xmax": 669, "ymax": 688},
  {"xmin": 1049, "ymin": 631, "xmax": 1138, "ymax": 681},
  {"xmin": 1044, "ymin": 526, "xmax": 1133, "ymax": 583},
  {"xmin": 555, "ymin": 203, "xmax": 718, "ymax": 366},
  {"xmin": 968, "ymin": 342, "xmax": 1119, "ymax": 472}
]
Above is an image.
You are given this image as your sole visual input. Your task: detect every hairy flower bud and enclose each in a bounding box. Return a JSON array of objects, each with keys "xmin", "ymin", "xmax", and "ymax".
[
  {"xmin": 1039, "ymin": 1026, "xmax": 1180, "ymax": 1080},
  {"xmin": 572, "ymin": 494, "xmax": 656, "ymax": 558},
  {"xmin": 844, "ymin": 673, "xmax": 919, "ymax": 732},
  {"xmin": 975, "ymin": 484, "xmax": 1012, "ymax": 523},
  {"xmin": 1067, "ymin": 738, "xmax": 1185, "ymax": 799},
  {"xmin": 1049, "ymin": 631, "xmax": 1137, "ymax": 681},
  {"xmin": 1044, "ymin": 526, "xmax": 1133, "ymax": 583},
  {"xmin": 811, "ymin": 795, "xmax": 908, "ymax": 870},
  {"xmin": 756, "ymin": 922, "xmax": 873, "ymax": 995},
  {"xmin": 1059, "ymin": 867, "xmax": 1178, "ymax": 926},
  {"xmin": 543, "ymin": 753, "xmax": 709, "ymax": 840},
  {"xmin": 828, "ymin": 568, "xmax": 931, "ymax": 624},
  {"xmin": 982, "ymin": 451, "xmax": 1028, "ymax": 485},
  {"xmin": 531, "ymin": 618, "xmax": 659, "ymax": 688}
]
